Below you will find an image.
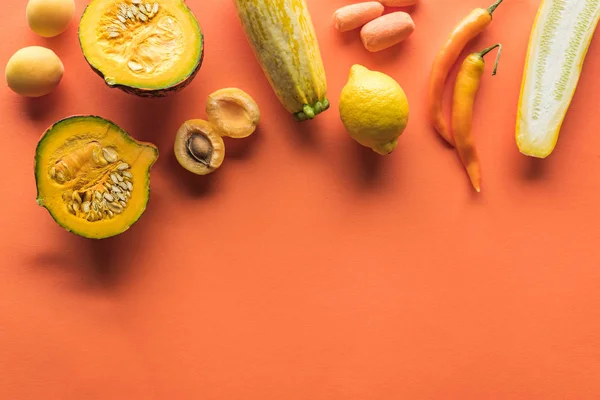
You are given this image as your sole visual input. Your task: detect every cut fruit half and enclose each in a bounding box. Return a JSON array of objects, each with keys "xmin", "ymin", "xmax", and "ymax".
[
  {"xmin": 206, "ymin": 88, "xmax": 260, "ymax": 138},
  {"xmin": 78, "ymin": 0, "xmax": 204, "ymax": 97},
  {"xmin": 174, "ymin": 119, "xmax": 225, "ymax": 175},
  {"xmin": 516, "ymin": 0, "xmax": 600, "ymax": 158}
]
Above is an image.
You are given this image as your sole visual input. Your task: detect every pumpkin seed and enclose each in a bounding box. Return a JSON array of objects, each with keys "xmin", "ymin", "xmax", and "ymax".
[
  {"xmin": 92, "ymin": 148, "xmax": 107, "ymax": 165},
  {"xmin": 117, "ymin": 163, "xmax": 129, "ymax": 171},
  {"xmin": 119, "ymin": 200, "xmax": 127, "ymax": 207},
  {"xmin": 117, "ymin": 193, "xmax": 127, "ymax": 202},
  {"xmin": 82, "ymin": 202, "xmax": 91, "ymax": 213},
  {"xmin": 152, "ymin": 3, "xmax": 159, "ymax": 14},
  {"xmin": 110, "ymin": 173, "xmax": 119, "ymax": 184},
  {"xmin": 108, "ymin": 202, "xmax": 123, "ymax": 213},
  {"xmin": 109, "ymin": 31, "xmax": 120, "ymax": 38},
  {"xmin": 118, "ymin": 181, "xmax": 128, "ymax": 190},
  {"xmin": 123, "ymin": 171, "xmax": 133, "ymax": 179},
  {"xmin": 112, "ymin": 185, "xmax": 122, "ymax": 193},
  {"xmin": 72, "ymin": 191, "xmax": 82, "ymax": 203},
  {"xmin": 95, "ymin": 191, "xmax": 103, "ymax": 201},
  {"xmin": 73, "ymin": 202, "xmax": 80, "ymax": 212},
  {"xmin": 125, "ymin": 181, "xmax": 133, "ymax": 191},
  {"xmin": 116, "ymin": 174, "xmax": 124, "ymax": 182},
  {"xmin": 118, "ymin": 15, "xmax": 127, "ymax": 23},
  {"xmin": 102, "ymin": 148, "xmax": 118, "ymax": 163},
  {"xmin": 132, "ymin": 0, "xmax": 141, "ymax": 4},
  {"xmin": 104, "ymin": 193, "xmax": 115, "ymax": 202},
  {"xmin": 67, "ymin": 203, "xmax": 76, "ymax": 215},
  {"xmin": 128, "ymin": 61, "xmax": 143, "ymax": 72}
]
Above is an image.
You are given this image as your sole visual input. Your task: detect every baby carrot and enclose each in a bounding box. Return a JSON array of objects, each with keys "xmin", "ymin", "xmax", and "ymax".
[
  {"xmin": 333, "ymin": 2, "xmax": 385, "ymax": 33},
  {"xmin": 360, "ymin": 12, "xmax": 415, "ymax": 52},
  {"xmin": 378, "ymin": 0, "xmax": 419, "ymax": 6},
  {"xmin": 427, "ymin": 0, "xmax": 504, "ymax": 146},
  {"xmin": 451, "ymin": 43, "xmax": 502, "ymax": 192}
]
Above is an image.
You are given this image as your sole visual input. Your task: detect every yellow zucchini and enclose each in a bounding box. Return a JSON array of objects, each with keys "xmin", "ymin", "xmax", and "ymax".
[
  {"xmin": 232, "ymin": 0, "xmax": 329, "ymax": 121},
  {"xmin": 516, "ymin": 0, "xmax": 600, "ymax": 158}
]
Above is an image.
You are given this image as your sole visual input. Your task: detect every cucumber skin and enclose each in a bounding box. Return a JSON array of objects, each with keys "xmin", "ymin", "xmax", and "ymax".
[{"xmin": 233, "ymin": 0, "xmax": 329, "ymax": 121}]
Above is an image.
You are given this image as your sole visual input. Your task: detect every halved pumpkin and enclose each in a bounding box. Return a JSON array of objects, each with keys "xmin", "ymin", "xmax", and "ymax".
[
  {"xmin": 35, "ymin": 115, "xmax": 159, "ymax": 239},
  {"xmin": 78, "ymin": 0, "xmax": 204, "ymax": 97}
]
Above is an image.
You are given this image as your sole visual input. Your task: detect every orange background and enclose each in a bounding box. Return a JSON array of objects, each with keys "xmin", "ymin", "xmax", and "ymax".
[{"xmin": 2, "ymin": 0, "xmax": 600, "ymax": 398}]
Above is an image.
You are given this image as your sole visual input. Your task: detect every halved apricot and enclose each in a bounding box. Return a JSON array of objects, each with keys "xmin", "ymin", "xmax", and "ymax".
[
  {"xmin": 174, "ymin": 119, "xmax": 225, "ymax": 175},
  {"xmin": 206, "ymin": 88, "xmax": 260, "ymax": 138}
]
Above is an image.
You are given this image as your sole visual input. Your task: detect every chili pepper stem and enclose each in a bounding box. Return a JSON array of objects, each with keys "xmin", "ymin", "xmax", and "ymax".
[
  {"xmin": 487, "ymin": 0, "xmax": 504, "ymax": 15},
  {"xmin": 477, "ymin": 43, "xmax": 503, "ymax": 75}
]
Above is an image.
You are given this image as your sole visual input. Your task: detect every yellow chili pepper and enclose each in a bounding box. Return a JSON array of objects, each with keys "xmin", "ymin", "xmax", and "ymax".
[
  {"xmin": 451, "ymin": 43, "xmax": 502, "ymax": 192},
  {"xmin": 428, "ymin": 0, "xmax": 504, "ymax": 146}
]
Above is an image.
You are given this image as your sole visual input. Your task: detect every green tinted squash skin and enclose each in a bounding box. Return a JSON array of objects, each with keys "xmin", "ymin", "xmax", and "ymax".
[
  {"xmin": 35, "ymin": 115, "xmax": 159, "ymax": 239},
  {"xmin": 78, "ymin": 1, "xmax": 204, "ymax": 97}
]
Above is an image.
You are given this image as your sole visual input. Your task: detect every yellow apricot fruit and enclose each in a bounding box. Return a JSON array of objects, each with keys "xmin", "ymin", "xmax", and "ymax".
[
  {"xmin": 5, "ymin": 46, "xmax": 64, "ymax": 97},
  {"xmin": 26, "ymin": 0, "xmax": 75, "ymax": 38},
  {"xmin": 206, "ymin": 88, "xmax": 260, "ymax": 139}
]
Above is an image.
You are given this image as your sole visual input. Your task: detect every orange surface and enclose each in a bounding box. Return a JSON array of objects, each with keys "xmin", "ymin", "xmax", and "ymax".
[{"xmin": 2, "ymin": 0, "xmax": 600, "ymax": 399}]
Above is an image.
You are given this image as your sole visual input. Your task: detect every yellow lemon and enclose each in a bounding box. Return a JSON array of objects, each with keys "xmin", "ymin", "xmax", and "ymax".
[{"xmin": 339, "ymin": 64, "xmax": 409, "ymax": 155}]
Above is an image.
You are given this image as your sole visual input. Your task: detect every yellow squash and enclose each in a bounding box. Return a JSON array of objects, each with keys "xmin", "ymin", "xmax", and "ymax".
[
  {"xmin": 78, "ymin": 0, "xmax": 204, "ymax": 97},
  {"xmin": 232, "ymin": 0, "xmax": 329, "ymax": 121},
  {"xmin": 35, "ymin": 116, "xmax": 158, "ymax": 239},
  {"xmin": 516, "ymin": 0, "xmax": 600, "ymax": 158}
]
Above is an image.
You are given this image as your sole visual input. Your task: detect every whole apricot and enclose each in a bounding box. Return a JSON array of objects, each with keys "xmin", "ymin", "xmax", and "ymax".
[
  {"xmin": 26, "ymin": 0, "xmax": 75, "ymax": 38},
  {"xmin": 5, "ymin": 46, "xmax": 64, "ymax": 97}
]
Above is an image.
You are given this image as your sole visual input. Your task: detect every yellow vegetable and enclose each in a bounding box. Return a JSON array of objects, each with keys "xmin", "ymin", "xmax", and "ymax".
[
  {"xmin": 35, "ymin": 116, "xmax": 158, "ymax": 239},
  {"xmin": 78, "ymin": 0, "xmax": 204, "ymax": 97},
  {"xmin": 516, "ymin": 0, "xmax": 600, "ymax": 158},
  {"xmin": 232, "ymin": 0, "xmax": 329, "ymax": 121}
]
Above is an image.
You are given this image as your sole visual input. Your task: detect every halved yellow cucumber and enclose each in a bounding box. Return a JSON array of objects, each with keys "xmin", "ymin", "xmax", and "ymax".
[{"xmin": 516, "ymin": 0, "xmax": 600, "ymax": 158}]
